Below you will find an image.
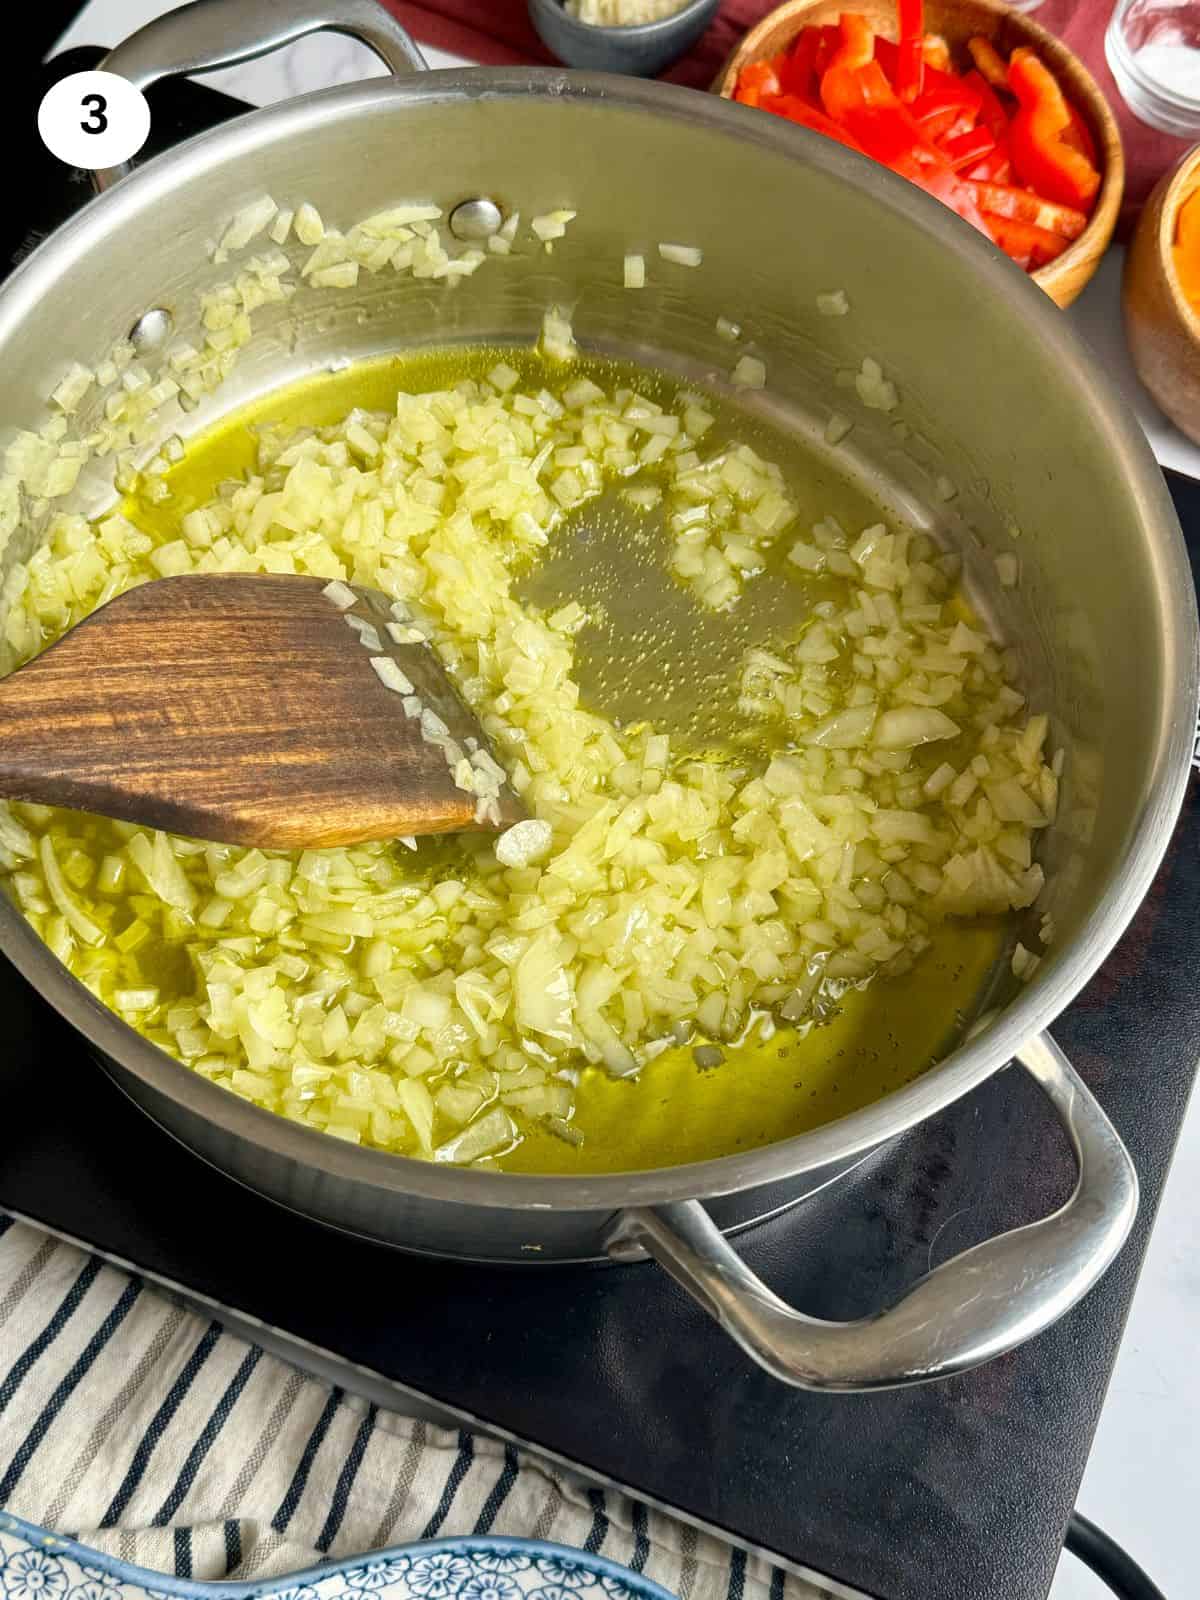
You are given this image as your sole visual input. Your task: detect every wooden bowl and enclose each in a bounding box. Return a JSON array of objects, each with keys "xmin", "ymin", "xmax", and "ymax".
[
  {"xmin": 712, "ymin": 0, "xmax": 1124, "ymax": 308},
  {"xmin": 1123, "ymin": 145, "xmax": 1200, "ymax": 447}
]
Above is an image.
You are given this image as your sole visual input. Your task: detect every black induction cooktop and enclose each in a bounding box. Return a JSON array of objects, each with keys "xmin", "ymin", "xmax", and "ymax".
[{"xmin": 4, "ymin": 33, "xmax": 1199, "ymax": 1600}]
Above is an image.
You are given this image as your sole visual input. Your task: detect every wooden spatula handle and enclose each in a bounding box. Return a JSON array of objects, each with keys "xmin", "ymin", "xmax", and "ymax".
[{"xmin": 0, "ymin": 575, "xmax": 521, "ymax": 849}]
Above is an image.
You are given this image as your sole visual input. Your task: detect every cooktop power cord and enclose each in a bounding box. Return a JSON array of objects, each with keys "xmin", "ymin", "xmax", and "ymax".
[{"xmin": 1066, "ymin": 1512, "xmax": 1168, "ymax": 1599}]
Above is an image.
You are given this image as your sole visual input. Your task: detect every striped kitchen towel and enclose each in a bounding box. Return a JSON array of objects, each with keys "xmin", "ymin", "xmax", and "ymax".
[{"xmin": 0, "ymin": 1216, "xmax": 830, "ymax": 1598}]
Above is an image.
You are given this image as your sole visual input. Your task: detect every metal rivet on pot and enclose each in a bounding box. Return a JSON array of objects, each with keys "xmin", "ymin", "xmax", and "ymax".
[
  {"xmin": 448, "ymin": 199, "xmax": 503, "ymax": 241},
  {"xmin": 606, "ymin": 1234, "xmax": 648, "ymax": 1265},
  {"xmin": 129, "ymin": 308, "xmax": 173, "ymax": 350}
]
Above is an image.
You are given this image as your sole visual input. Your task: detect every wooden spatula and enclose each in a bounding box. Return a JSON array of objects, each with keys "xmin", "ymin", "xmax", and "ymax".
[{"xmin": 0, "ymin": 573, "xmax": 523, "ymax": 850}]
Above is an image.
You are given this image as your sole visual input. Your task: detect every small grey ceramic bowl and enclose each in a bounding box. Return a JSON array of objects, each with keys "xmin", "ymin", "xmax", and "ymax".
[{"xmin": 528, "ymin": 0, "xmax": 721, "ymax": 77}]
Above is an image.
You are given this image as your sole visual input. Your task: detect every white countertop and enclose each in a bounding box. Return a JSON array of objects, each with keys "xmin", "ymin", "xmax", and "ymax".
[{"xmin": 45, "ymin": 6, "xmax": 1200, "ymax": 1597}]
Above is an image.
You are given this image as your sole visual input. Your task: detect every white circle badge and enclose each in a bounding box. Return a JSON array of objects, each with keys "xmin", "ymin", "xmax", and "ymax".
[{"xmin": 37, "ymin": 71, "xmax": 151, "ymax": 170}]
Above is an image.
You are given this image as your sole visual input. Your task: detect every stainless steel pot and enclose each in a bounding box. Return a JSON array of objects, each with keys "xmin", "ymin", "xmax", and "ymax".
[{"xmin": 2, "ymin": 0, "xmax": 1196, "ymax": 1390}]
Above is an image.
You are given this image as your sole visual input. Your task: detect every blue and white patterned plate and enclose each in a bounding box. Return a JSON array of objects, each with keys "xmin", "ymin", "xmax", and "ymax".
[{"xmin": 0, "ymin": 1512, "xmax": 677, "ymax": 1600}]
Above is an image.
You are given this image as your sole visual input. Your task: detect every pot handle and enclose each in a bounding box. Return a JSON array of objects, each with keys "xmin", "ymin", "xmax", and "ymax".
[
  {"xmin": 94, "ymin": 0, "xmax": 427, "ymax": 189},
  {"xmin": 606, "ymin": 1032, "xmax": 1138, "ymax": 1390}
]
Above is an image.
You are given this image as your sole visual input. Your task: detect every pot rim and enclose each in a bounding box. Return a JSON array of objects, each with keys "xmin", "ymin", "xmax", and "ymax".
[{"xmin": 2, "ymin": 68, "xmax": 1195, "ymax": 1213}]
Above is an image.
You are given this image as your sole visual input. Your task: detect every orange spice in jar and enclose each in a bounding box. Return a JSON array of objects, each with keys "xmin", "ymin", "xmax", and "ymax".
[{"xmin": 1175, "ymin": 189, "xmax": 1200, "ymax": 315}]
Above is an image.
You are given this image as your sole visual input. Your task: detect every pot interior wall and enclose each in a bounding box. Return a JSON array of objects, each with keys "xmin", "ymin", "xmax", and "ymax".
[{"xmin": 0, "ymin": 74, "xmax": 1186, "ymax": 1192}]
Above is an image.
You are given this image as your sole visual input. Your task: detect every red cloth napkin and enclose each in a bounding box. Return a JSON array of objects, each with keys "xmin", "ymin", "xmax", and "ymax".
[{"xmin": 382, "ymin": 0, "xmax": 1194, "ymax": 231}]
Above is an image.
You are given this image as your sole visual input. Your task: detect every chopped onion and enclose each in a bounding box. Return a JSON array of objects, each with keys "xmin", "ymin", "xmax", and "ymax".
[
  {"xmin": 51, "ymin": 363, "xmax": 96, "ymax": 415},
  {"xmin": 39, "ymin": 836, "xmax": 104, "ymax": 946},
  {"xmin": 114, "ymin": 986, "xmax": 159, "ymax": 1012},
  {"xmin": 567, "ymin": 0, "xmax": 690, "ymax": 18},
  {"xmin": 311, "ymin": 262, "xmax": 359, "ymax": 289},
  {"xmin": 434, "ymin": 1107, "xmax": 515, "ymax": 1164},
  {"xmin": 516, "ymin": 932, "xmax": 574, "ymax": 1042},
  {"xmin": 363, "ymin": 204, "xmax": 442, "ymax": 229},
  {"xmin": 531, "ymin": 210, "xmax": 577, "ymax": 243},
  {"xmin": 805, "ymin": 704, "xmax": 877, "ymax": 748},
  {"xmin": 0, "ymin": 806, "xmax": 35, "ymax": 860},
  {"xmin": 219, "ymin": 196, "xmax": 278, "ymax": 254},
  {"xmin": 495, "ymin": 819, "xmax": 553, "ymax": 868},
  {"xmin": 322, "ymin": 580, "xmax": 357, "ymax": 610},
  {"xmin": 127, "ymin": 831, "xmax": 196, "ymax": 913},
  {"xmin": 732, "ymin": 355, "xmax": 766, "ymax": 390},
  {"xmin": 370, "ymin": 656, "xmax": 414, "ymax": 695},
  {"xmin": 347, "ymin": 617, "xmax": 382, "ymax": 652},
  {"xmin": 623, "ymin": 485, "xmax": 661, "ymax": 510},
  {"xmin": 293, "ymin": 203, "xmax": 325, "ymax": 245},
  {"xmin": 4, "ymin": 346, "xmax": 1054, "ymax": 1172},
  {"xmin": 855, "ymin": 357, "xmax": 898, "ymax": 411},
  {"xmin": 389, "ymin": 622, "xmax": 426, "ymax": 645},
  {"xmin": 540, "ymin": 307, "xmax": 578, "ymax": 364},
  {"xmin": 398, "ymin": 1079, "xmax": 435, "ymax": 1149},
  {"xmin": 658, "ymin": 242, "xmax": 703, "ymax": 267},
  {"xmin": 873, "ymin": 708, "xmax": 961, "ymax": 749},
  {"xmin": 1011, "ymin": 941, "xmax": 1040, "ymax": 981},
  {"xmin": 923, "ymin": 762, "xmax": 957, "ymax": 798}
]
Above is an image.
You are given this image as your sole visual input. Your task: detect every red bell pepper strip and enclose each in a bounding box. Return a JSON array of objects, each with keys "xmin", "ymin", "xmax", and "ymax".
[
  {"xmin": 947, "ymin": 109, "xmax": 980, "ymax": 142},
  {"xmin": 987, "ymin": 230, "xmax": 1031, "ymax": 269},
  {"xmin": 984, "ymin": 214, "xmax": 1070, "ymax": 268},
  {"xmin": 905, "ymin": 152, "xmax": 995, "ymax": 239},
  {"xmin": 821, "ymin": 55, "xmax": 897, "ymax": 122},
  {"xmin": 871, "ymin": 35, "xmax": 897, "ymax": 75},
  {"xmin": 907, "ymin": 69, "xmax": 984, "ymax": 126},
  {"xmin": 896, "ymin": 0, "xmax": 925, "ymax": 102},
  {"xmin": 917, "ymin": 106, "xmax": 961, "ymax": 142},
  {"xmin": 733, "ymin": 58, "xmax": 783, "ymax": 108},
  {"xmin": 819, "ymin": 59, "xmax": 993, "ymax": 238},
  {"xmin": 1007, "ymin": 48, "xmax": 1101, "ymax": 209},
  {"xmin": 966, "ymin": 36, "xmax": 1009, "ymax": 91},
  {"xmin": 963, "ymin": 69, "xmax": 1009, "ymax": 139},
  {"xmin": 731, "ymin": 21, "xmax": 1097, "ymax": 275},
  {"xmin": 826, "ymin": 13, "xmax": 875, "ymax": 76},
  {"xmin": 894, "ymin": 60, "xmax": 984, "ymax": 149},
  {"xmin": 965, "ymin": 145, "xmax": 1012, "ymax": 184},
  {"xmin": 873, "ymin": 39, "xmax": 960, "ymax": 94},
  {"xmin": 967, "ymin": 180, "xmax": 1088, "ymax": 239},
  {"xmin": 813, "ymin": 24, "xmax": 844, "ymax": 77},
  {"xmin": 1063, "ymin": 104, "xmax": 1098, "ymax": 166},
  {"xmin": 759, "ymin": 93, "xmax": 867, "ymax": 152},
  {"xmin": 942, "ymin": 126, "xmax": 995, "ymax": 172},
  {"xmin": 779, "ymin": 27, "xmax": 822, "ymax": 102}
]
